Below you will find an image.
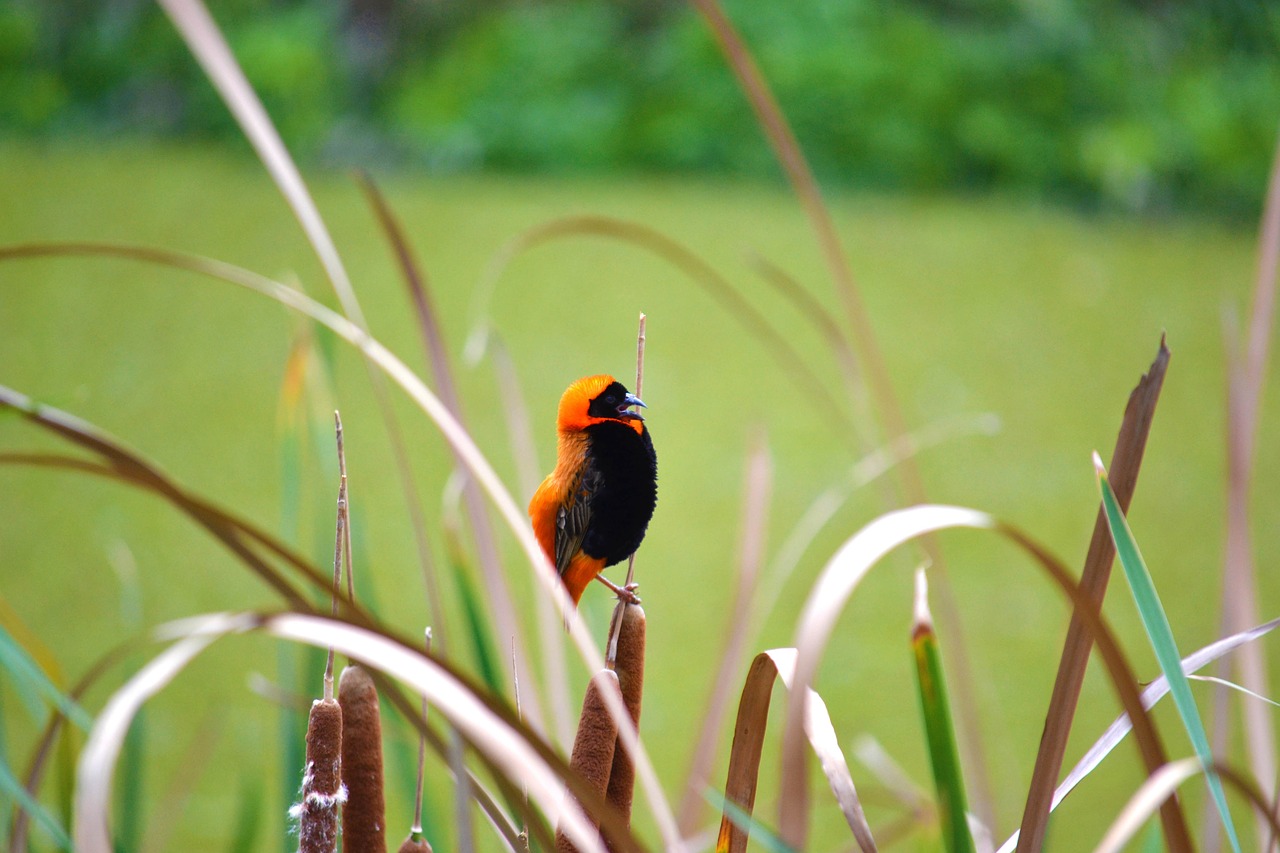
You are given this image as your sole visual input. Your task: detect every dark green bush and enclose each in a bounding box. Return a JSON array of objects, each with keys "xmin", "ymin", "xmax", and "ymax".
[{"xmin": 6, "ymin": 0, "xmax": 1278, "ymax": 215}]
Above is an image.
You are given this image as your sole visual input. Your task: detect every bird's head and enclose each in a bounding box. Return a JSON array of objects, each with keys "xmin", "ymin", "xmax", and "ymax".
[{"xmin": 557, "ymin": 374, "xmax": 646, "ymax": 434}]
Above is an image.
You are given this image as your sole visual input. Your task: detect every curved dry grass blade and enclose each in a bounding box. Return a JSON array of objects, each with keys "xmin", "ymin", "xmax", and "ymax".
[
  {"xmin": 75, "ymin": 613, "xmax": 619, "ymax": 853},
  {"xmin": 357, "ymin": 174, "xmax": 542, "ymax": 725},
  {"xmin": 487, "ymin": 331, "xmax": 572, "ymax": 749},
  {"xmin": 0, "ymin": 411, "xmax": 322, "ymax": 608},
  {"xmin": 338, "ymin": 665, "xmax": 386, "ymax": 853},
  {"xmin": 757, "ymin": 413, "xmax": 999, "ymax": 627},
  {"xmin": 782, "ymin": 507, "xmax": 984, "ymax": 846},
  {"xmin": 781, "ymin": 506, "xmax": 1191, "ymax": 851},
  {"xmin": 746, "ymin": 252, "xmax": 869, "ymax": 440},
  {"xmin": 1210, "ymin": 129, "xmax": 1280, "ymax": 844},
  {"xmin": 557, "ymin": 671, "xmax": 621, "ymax": 853},
  {"xmin": 1095, "ymin": 760, "xmax": 1280, "ymax": 853},
  {"xmin": 155, "ymin": 0, "xmax": 360, "ymax": 323},
  {"xmin": 716, "ymin": 648, "xmax": 875, "ymax": 853},
  {"xmin": 997, "ymin": 615, "xmax": 1280, "ymax": 853},
  {"xmin": 74, "ymin": 624, "xmax": 229, "ymax": 853},
  {"xmin": 466, "ymin": 215, "xmax": 857, "ymax": 446},
  {"xmin": 1019, "ymin": 337, "xmax": 1170, "ymax": 853},
  {"xmin": 0, "ymin": 450, "xmax": 372, "ymax": 660},
  {"xmin": 2, "ymin": 243, "xmax": 679, "ymax": 846},
  {"xmin": 679, "ymin": 435, "xmax": 772, "ymax": 835}
]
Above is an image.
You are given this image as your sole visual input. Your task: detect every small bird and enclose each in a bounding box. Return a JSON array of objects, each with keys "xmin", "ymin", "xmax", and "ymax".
[{"xmin": 529, "ymin": 374, "xmax": 658, "ymax": 606}]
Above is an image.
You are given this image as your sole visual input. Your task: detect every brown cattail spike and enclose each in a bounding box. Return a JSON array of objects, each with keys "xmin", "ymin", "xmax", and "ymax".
[
  {"xmin": 605, "ymin": 603, "xmax": 646, "ymax": 836},
  {"xmin": 397, "ymin": 837, "xmax": 433, "ymax": 853},
  {"xmin": 293, "ymin": 697, "xmax": 345, "ymax": 853},
  {"xmin": 555, "ymin": 670, "xmax": 621, "ymax": 853},
  {"xmin": 339, "ymin": 664, "xmax": 387, "ymax": 853}
]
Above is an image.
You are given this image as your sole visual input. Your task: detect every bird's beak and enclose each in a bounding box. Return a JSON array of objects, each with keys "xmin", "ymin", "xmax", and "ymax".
[{"xmin": 619, "ymin": 392, "xmax": 646, "ymax": 421}]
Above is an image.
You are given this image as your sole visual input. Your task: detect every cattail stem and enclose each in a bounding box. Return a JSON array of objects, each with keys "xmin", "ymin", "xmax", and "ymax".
[{"xmin": 325, "ymin": 411, "xmax": 347, "ymax": 702}]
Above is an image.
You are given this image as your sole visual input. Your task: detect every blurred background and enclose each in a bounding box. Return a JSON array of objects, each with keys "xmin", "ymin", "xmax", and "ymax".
[
  {"xmin": 4, "ymin": 0, "xmax": 1279, "ymax": 214},
  {"xmin": 3, "ymin": 1, "xmax": 1280, "ymax": 851}
]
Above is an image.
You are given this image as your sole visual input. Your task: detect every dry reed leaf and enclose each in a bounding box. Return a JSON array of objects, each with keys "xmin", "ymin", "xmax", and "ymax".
[
  {"xmin": 782, "ymin": 505, "xmax": 1191, "ymax": 851},
  {"xmin": 155, "ymin": 0, "xmax": 362, "ymax": 323},
  {"xmin": 74, "ymin": 620, "xmax": 236, "ymax": 853},
  {"xmin": 1018, "ymin": 338, "xmax": 1169, "ymax": 853},
  {"xmin": 605, "ymin": 604, "xmax": 646, "ymax": 833},
  {"xmin": 782, "ymin": 506, "xmax": 990, "ymax": 847},
  {"xmin": 339, "ymin": 664, "xmax": 387, "ymax": 853},
  {"xmin": 1212, "ymin": 132, "xmax": 1280, "ymax": 843},
  {"xmin": 996, "ymin": 614, "xmax": 1280, "ymax": 853},
  {"xmin": 0, "ymin": 383, "xmax": 323, "ymax": 607},
  {"xmin": 557, "ymin": 670, "xmax": 622, "ymax": 853},
  {"xmin": 358, "ymin": 175, "xmax": 540, "ymax": 724},
  {"xmin": 294, "ymin": 698, "xmax": 345, "ymax": 853},
  {"xmin": 717, "ymin": 649, "xmax": 876, "ymax": 853},
  {"xmin": 1095, "ymin": 760, "xmax": 1280, "ymax": 853}
]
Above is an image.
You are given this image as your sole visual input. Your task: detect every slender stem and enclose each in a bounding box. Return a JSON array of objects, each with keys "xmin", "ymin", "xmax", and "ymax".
[
  {"xmin": 412, "ymin": 627, "xmax": 431, "ymax": 835},
  {"xmin": 324, "ymin": 411, "xmax": 346, "ymax": 701},
  {"xmin": 623, "ymin": 312, "xmax": 646, "ymax": 591},
  {"xmin": 609, "ymin": 313, "xmax": 648, "ymax": 665}
]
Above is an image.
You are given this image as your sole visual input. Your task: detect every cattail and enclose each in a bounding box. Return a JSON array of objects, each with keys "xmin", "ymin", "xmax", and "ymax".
[
  {"xmin": 396, "ymin": 837, "xmax": 433, "ymax": 853},
  {"xmin": 605, "ymin": 603, "xmax": 646, "ymax": 836},
  {"xmin": 339, "ymin": 663, "xmax": 387, "ymax": 853},
  {"xmin": 555, "ymin": 670, "xmax": 620, "ymax": 853},
  {"xmin": 292, "ymin": 697, "xmax": 345, "ymax": 853}
]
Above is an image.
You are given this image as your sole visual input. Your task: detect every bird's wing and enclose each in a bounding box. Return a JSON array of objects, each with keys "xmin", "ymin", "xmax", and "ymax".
[{"xmin": 554, "ymin": 462, "xmax": 601, "ymax": 576}]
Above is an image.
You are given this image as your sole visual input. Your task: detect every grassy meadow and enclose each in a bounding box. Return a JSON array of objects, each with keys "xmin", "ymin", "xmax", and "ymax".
[{"xmin": 2, "ymin": 140, "xmax": 1278, "ymax": 850}]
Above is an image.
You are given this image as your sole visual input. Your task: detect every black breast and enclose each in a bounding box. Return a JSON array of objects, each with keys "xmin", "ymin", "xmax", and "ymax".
[{"xmin": 581, "ymin": 421, "xmax": 658, "ymax": 566}]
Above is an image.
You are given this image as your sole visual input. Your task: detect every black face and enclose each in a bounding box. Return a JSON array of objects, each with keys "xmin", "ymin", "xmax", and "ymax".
[{"xmin": 587, "ymin": 381, "xmax": 641, "ymax": 421}]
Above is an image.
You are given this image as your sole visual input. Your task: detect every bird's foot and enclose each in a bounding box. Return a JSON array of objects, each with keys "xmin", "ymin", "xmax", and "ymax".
[{"xmin": 594, "ymin": 573, "xmax": 642, "ymax": 605}]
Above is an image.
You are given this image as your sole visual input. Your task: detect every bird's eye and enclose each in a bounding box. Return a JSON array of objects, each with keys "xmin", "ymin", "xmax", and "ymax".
[{"xmin": 605, "ymin": 395, "xmax": 617, "ymax": 404}]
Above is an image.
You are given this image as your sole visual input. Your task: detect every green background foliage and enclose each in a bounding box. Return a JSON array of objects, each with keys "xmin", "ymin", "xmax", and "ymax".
[{"xmin": 4, "ymin": 0, "xmax": 1278, "ymax": 214}]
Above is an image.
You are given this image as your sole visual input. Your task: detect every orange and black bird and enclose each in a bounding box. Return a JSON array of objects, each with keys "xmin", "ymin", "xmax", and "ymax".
[{"xmin": 529, "ymin": 374, "xmax": 658, "ymax": 606}]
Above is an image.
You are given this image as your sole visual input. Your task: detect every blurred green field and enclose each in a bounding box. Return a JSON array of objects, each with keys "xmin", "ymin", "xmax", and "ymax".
[{"xmin": 2, "ymin": 141, "xmax": 1278, "ymax": 850}]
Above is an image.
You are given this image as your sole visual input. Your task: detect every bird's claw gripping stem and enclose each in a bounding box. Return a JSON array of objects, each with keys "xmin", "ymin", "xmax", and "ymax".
[{"xmin": 595, "ymin": 573, "xmax": 641, "ymax": 604}]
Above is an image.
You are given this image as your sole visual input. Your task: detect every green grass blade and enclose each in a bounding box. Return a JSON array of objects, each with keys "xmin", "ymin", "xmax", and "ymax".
[
  {"xmin": 1095, "ymin": 455, "xmax": 1241, "ymax": 853},
  {"xmin": 0, "ymin": 626, "xmax": 92, "ymax": 731},
  {"xmin": 0, "ymin": 751, "xmax": 73, "ymax": 851},
  {"xmin": 455, "ymin": 564, "xmax": 503, "ymax": 699},
  {"xmin": 912, "ymin": 569, "xmax": 975, "ymax": 853},
  {"xmin": 114, "ymin": 709, "xmax": 145, "ymax": 853}
]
